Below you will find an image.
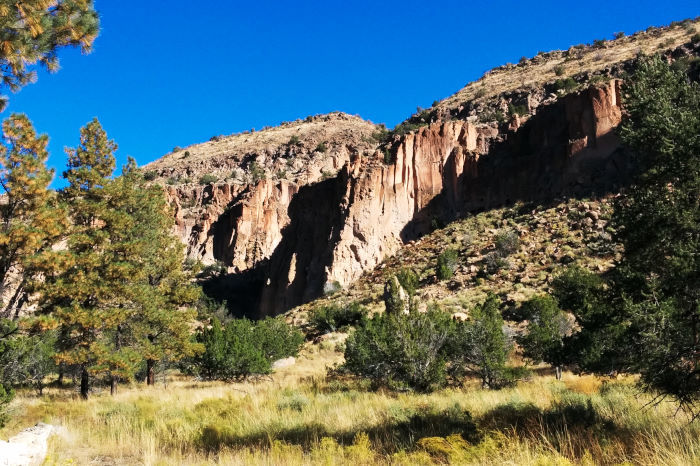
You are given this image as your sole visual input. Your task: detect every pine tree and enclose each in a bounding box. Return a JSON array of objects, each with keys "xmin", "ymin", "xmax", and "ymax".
[
  {"xmin": 0, "ymin": 114, "xmax": 67, "ymax": 318},
  {"xmin": 43, "ymin": 118, "xmax": 120, "ymax": 399},
  {"xmin": 106, "ymin": 160, "xmax": 202, "ymax": 386},
  {"xmin": 0, "ymin": 0, "xmax": 100, "ymax": 110}
]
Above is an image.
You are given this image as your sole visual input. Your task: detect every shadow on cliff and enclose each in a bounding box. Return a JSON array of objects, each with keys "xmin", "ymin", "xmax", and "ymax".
[
  {"xmin": 201, "ymin": 174, "xmax": 351, "ymax": 319},
  {"xmin": 400, "ymin": 87, "xmax": 632, "ymax": 241}
]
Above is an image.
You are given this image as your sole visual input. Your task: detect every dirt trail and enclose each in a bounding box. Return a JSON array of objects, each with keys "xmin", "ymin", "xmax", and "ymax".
[{"xmin": 0, "ymin": 423, "xmax": 54, "ymax": 466}]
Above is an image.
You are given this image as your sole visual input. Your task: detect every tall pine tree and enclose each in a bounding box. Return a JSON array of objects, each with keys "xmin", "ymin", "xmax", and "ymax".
[
  {"xmin": 43, "ymin": 118, "xmax": 122, "ymax": 399},
  {"xmin": 104, "ymin": 159, "xmax": 202, "ymax": 387},
  {"xmin": 0, "ymin": 114, "xmax": 67, "ymax": 318}
]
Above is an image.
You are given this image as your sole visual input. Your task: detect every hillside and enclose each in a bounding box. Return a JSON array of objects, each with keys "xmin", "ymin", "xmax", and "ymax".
[
  {"xmin": 143, "ymin": 19, "xmax": 700, "ymax": 318},
  {"xmin": 290, "ymin": 196, "xmax": 617, "ymax": 325}
]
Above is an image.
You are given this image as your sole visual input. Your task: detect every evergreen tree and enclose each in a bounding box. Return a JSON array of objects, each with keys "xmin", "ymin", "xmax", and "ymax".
[
  {"xmin": 0, "ymin": 114, "xmax": 67, "ymax": 317},
  {"xmin": 0, "ymin": 0, "xmax": 100, "ymax": 110},
  {"xmin": 518, "ymin": 295, "xmax": 573, "ymax": 380},
  {"xmin": 448, "ymin": 294, "xmax": 516, "ymax": 388},
  {"xmin": 107, "ymin": 160, "xmax": 202, "ymax": 386},
  {"xmin": 610, "ymin": 56, "xmax": 700, "ymax": 409},
  {"xmin": 43, "ymin": 118, "xmax": 119, "ymax": 399}
]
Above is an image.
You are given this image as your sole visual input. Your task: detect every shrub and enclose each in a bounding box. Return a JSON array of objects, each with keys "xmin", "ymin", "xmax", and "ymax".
[
  {"xmin": 166, "ymin": 177, "xmax": 178, "ymax": 185},
  {"xmin": 172, "ymin": 146, "xmax": 182, "ymax": 152},
  {"xmin": 692, "ymin": 33, "xmax": 700, "ymax": 44},
  {"xmin": 193, "ymin": 317, "xmax": 303, "ymax": 381},
  {"xmin": 383, "ymin": 148, "xmax": 395, "ymax": 165},
  {"xmin": 249, "ymin": 161, "xmax": 265, "ymax": 183},
  {"xmin": 614, "ymin": 31, "xmax": 625, "ymax": 39},
  {"xmin": 554, "ymin": 77, "xmax": 578, "ymax": 92},
  {"xmin": 343, "ymin": 296, "xmax": 521, "ymax": 391},
  {"xmin": 494, "ymin": 229, "xmax": 520, "ymax": 256},
  {"xmin": 143, "ymin": 170, "xmax": 157, "ymax": 181},
  {"xmin": 288, "ymin": 135, "xmax": 301, "ymax": 146},
  {"xmin": 0, "ymin": 383, "xmax": 12, "ymax": 427},
  {"xmin": 483, "ymin": 251, "xmax": 510, "ymax": 274},
  {"xmin": 315, "ymin": 141, "xmax": 327, "ymax": 153},
  {"xmin": 436, "ymin": 248, "xmax": 458, "ymax": 280},
  {"xmin": 199, "ymin": 174, "xmax": 218, "ymax": 185},
  {"xmin": 183, "ymin": 150, "xmax": 191, "ymax": 158},
  {"xmin": 519, "ymin": 56, "xmax": 528, "ymax": 65},
  {"xmin": 342, "ymin": 308, "xmax": 454, "ymax": 391},
  {"xmin": 309, "ymin": 302, "xmax": 368, "ymax": 333},
  {"xmin": 446, "ymin": 294, "xmax": 521, "ymax": 388},
  {"xmin": 554, "ymin": 64, "xmax": 565, "ymax": 76},
  {"xmin": 507, "ymin": 104, "xmax": 528, "ymax": 117},
  {"xmin": 396, "ymin": 268, "xmax": 419, "ymax": 297}
]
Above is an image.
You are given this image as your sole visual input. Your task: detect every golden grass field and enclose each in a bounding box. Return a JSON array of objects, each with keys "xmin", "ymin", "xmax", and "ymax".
[{"xmin": 2, "ymin": 343, "xmax": 700, "ymax": 465}]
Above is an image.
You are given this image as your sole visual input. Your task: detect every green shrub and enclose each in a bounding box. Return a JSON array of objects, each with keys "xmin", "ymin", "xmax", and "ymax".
[
  {"xmin": 692, "ymin": 33, "xmax": 700, "ymax": 44},
  {"xmin": 0, "ymin": 383, "xmax": 13, "ymax": 427},
  {"xmin": 554, "ymin": 77, "xmax": 577, "ymax": 92},
  {"xmin": 519, "ymin": 56, "xmax": 528, "ymax": 65},
  {"xmin": 342, "ymin": 308, "xmax": 454, "ymax": 391},
  {"xmin": 494, "ymin": 229, "xmax": 520, "ymax": 256},
  {"xmin": 315, "ymin": 141, "xmax": 327, "ymax": 153},
  {"xmin": 383, "ymin": 148, "xmax": 395, "ymax": 165},
  {"xmin": 288, "ymin": 135, "xmax": 301, "ymax": 146},
  {"xmin": 166, "ymin": 177, "xmax": 178, "ymax": 185},
  {"xmin": 309, "ymin": 302, "xmax": 367, "ymax": 334},
  {"xmin": 507, "ymin": 104, "xmax": 528, "ymax": 117},
  {"xmin": 436, "ymin": 248, "xmax": 459, "ymax": 280},
  {"xmin": 173, "ymin": 146, "xmax": 182, "ymax": 152},
  {"xmin": 193, "ymin": 317, "xmax": 303, "ymax": 381},
  {"xmin": 199, "ymin": 174, "xmax": 218, "ymax": 185},
  {"xmin": 446, "ymin": 294, "xmax": 521, "ymax": 388},
  {"xmin": 323, "ymin": 280, "xmax": 342, "ymax": 296},
  {"xmin": 554, "ymin": 64, "xmax": 565, "ymax": 76},
  {"xmin": 396, "ymin": 268, "xmax": 419, "ymax": 297},
  {"xmin": 249, "ymin": 161, "xmax": 265, "ymax": 183},
  {"xmin": 342, "ymin": 295, "xmax": 521, "ymax": 391},
  {"xmin": 483, "ymin": 251, "xmax": 510, "ymax": 274},
  {"xmin": 143, "ymin": 170, "xmax": 157, "ymax": 181},
  {"xmin": 614, "ymin": 31, "xmax": 625, "ymax": 39}
]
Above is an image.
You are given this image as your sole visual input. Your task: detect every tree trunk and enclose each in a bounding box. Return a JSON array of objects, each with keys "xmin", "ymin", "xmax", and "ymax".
[
  {"xmin": 57, "ymin": 364, "xmax": 64, "ymax": 386},
  {"xmin": 146, "ymin": 359, "xmax": 155, "ymax": 386},
  {"xmin": 555, "ymin": 365, "xmax": 562, "ymax": 381},
  {"xmin": 110, "ymin": 375, "xmax": 117, "ymax": 396},
  {"xmin": 80, "ymin": 366, "xmax": 89, "ymax": 400}
]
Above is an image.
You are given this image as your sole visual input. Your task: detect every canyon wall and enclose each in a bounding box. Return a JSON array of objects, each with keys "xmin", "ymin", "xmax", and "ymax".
[{"xmin": 170, "ymin": 81, "xmax": 626, "ymax": 317}]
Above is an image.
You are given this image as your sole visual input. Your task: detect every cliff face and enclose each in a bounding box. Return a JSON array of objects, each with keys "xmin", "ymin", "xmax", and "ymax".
[{"xmin": 204, "ymin": 80, "xmax": 626, "ymax": 317}]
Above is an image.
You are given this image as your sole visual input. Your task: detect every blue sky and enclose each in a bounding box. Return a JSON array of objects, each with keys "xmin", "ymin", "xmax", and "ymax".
[{"xmin": 4, "ymin": 0, "xmax": 699, "ymax": 186}]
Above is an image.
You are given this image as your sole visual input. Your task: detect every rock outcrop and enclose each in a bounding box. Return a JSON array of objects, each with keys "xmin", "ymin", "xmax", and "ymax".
[{"xmin": 254, "ymin": 80, "xmax": 625, "ymax": 316}]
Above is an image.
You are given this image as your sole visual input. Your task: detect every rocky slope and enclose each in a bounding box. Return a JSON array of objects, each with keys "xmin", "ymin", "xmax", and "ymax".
[{"xmin": 147, "ymin": 20, "xmax": 700, "ymax": 318}]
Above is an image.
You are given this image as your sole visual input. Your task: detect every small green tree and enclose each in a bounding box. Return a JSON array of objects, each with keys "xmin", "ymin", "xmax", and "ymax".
[
  {"xmin": 448, "ymin": 294, "xmax": 517, "ymax": 388},
  {"xmin": 518, "ymin": 295, "xmax": 573, "ymax": 380},
  {"xmin": 342, "ymin": 308, "xmax": 453, "ymax": 391},
  {"xmin": 436, "ymin": 248, "xmax": 458, "ymax": 280}
]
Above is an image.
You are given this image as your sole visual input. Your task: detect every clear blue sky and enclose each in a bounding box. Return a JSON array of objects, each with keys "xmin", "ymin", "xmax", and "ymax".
[{"xmin": 4, "ymin": 0, "xmax": 699, "ymax": 186}]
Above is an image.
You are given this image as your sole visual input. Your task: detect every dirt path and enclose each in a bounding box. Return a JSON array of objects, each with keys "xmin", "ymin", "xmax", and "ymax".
[{"xmin": 0, "ymin": 423, "xmax": 54, "ymax": 466}]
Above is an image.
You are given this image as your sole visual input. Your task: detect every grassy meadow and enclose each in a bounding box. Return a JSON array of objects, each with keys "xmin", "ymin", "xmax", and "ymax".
[{"xmin": 1, "ymin": 343, "xmax": 699, "ymax": 465}]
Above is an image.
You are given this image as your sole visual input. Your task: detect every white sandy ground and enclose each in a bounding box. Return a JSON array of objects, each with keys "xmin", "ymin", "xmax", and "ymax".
[{"xmin": 0, "ymin": 423, "xmax": 54, "ymax": 466}]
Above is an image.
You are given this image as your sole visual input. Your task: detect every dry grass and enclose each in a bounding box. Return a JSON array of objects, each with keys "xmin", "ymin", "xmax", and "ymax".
[
  {"xmin": 438, "ymin": 19, "xmax": 699, "ymax": 112},
  {"xmin": 143, "ymin": 112, "xmax": 378, "ymax": 185},
  {"xmin": 3, "ymin": 343, "xmax": 700, "ymax": 465}
]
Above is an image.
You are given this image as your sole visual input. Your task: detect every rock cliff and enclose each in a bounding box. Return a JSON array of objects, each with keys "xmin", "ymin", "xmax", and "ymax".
[{"xmin": 146, "ymin": 23, "xmax": 699, "ymax": 318}]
